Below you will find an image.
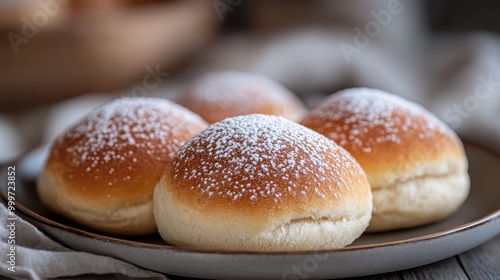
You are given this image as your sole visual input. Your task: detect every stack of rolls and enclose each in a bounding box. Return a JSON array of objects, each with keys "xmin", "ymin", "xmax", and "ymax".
[{"xmin": 38, "ymin": 75, "xmax": 469, "ymax": 251}]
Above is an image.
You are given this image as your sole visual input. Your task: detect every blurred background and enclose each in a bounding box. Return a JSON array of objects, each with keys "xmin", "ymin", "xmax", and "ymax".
[{"xmin": 1, "ymin": 0, "xmax": 499, "ymax": 163}]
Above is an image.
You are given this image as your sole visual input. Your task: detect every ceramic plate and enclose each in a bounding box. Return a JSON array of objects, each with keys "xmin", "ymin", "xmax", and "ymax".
[{"xmin": 1, "ymin": 142, "xmax": 499, "ymax": 279}]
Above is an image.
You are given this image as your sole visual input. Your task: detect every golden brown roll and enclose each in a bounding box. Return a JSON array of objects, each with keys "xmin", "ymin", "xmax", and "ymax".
[
  {"xmin": 37, "ymin": 98, "xmax": 208, "ymax": 236},
  {"xmin": 177, "ymin": 71, "xmax": 307, "ymax": 124},
  {"xmin": 154, "ymin": 114, "xmax": 372, "ymax": 251},
  {"xmin": 301, "ymin": 88, "xmax": 470, "ymax": 232}
]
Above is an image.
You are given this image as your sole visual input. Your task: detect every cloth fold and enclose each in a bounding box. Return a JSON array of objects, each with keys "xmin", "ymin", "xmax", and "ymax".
[{"xmin": 0, "ymin": 203, "xmax": 168, "ymax": 280}]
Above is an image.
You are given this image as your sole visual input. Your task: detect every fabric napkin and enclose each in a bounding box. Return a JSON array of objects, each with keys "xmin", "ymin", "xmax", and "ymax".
[{"xmin": 0, "ymin": 203, "xmax": 169, "ymax": 280}]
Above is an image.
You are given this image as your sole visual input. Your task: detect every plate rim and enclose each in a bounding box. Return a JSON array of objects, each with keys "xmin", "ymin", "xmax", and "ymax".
[{"xmin": 1, "ymin": 139, "xmax": 500, "ymax": 256}]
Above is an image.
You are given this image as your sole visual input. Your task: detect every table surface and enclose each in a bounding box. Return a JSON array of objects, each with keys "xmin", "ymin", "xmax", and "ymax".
[{"xmin": 166, "ymin": 234, "xmax": 500, "ymax": 280}]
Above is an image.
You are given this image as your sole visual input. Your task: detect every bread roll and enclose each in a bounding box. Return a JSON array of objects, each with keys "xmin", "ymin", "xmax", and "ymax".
[
  {"xmin": 177, "ymin": 71, "xmax": 307, "ymax": 123},
  {"xmin": 37, "ymin": 98, "xmax": 208, "ymax": 235},
  {"xmin": 301, "ymin": 88, "xmax": 470, "ymax": 232},
  {"xmin": 154, "ymin": 114, "xmax": 372, "ymax": 250}
]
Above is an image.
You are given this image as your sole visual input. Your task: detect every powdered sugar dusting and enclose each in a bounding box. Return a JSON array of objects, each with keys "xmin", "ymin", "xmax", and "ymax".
[
  {"xmin": 187, "ymin": 71, "xmax": 297, "ymax": 106},
  {"xmin": 172, "ymin": 114, "xmax": 364, "ymax": 202},
  {"xmin": 309, "ymin": 88, "xmax": 451, "ymax": 153},
  {"xmin": 54, "ymin": 97, "xmax": 206, "ymax": 180},
  {"xmin": 179, "ymin": 71, "xmax": 305, "ymax": 123}
]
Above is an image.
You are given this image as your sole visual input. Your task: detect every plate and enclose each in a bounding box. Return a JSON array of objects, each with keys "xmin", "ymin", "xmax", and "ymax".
[{"xmin": 1, "ymin": 142, "xmax": 499, "ymax": 279}]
